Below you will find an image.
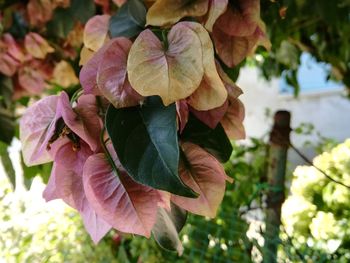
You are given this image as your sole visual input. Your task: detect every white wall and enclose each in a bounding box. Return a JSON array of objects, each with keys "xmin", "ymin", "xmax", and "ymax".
[{"xmin": 237, "ymin": 67, "xmax": 350, "ymax": 148}]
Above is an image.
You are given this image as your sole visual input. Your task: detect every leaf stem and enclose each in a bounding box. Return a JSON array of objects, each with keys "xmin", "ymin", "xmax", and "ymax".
[
  {"xmin": 100, "ymin": 128, "xmax": 120, "ymax": 178},
  {"xmin": 161, "ymin": 30, "xmax": 169, "ymax": 51},
  {"xmin": 70, "ymin": 88, "xmax": 83, "ymax": 104}
]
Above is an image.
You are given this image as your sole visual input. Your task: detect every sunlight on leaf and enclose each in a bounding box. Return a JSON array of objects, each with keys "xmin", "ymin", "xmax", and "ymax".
[{"xmin": 127, "ymin": 24, "xmax": 204, "ymax": 106}]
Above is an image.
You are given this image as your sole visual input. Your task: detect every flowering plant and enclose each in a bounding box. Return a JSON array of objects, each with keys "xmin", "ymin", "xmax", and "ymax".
[{"xmin": 19, "ymin": 0, "xmax": 269, "ymax": 253}]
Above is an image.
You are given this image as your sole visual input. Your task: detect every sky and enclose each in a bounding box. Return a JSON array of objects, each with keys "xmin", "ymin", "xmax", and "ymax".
[{"xmin": 280, "ymin": 53, "xmax": 343, "ymax": 93}]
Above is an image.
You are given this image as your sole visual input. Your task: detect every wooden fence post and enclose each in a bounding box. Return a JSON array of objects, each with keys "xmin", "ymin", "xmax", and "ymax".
[{"xmin": 263, "ymin": 111, "xmax": 291, "ymax": 263}]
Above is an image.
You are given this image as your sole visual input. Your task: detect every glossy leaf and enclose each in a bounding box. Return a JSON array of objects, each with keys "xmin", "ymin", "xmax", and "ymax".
[
  {"xmin": 127, "ymin": 24, "xmax": 204, "ymax": 106},
  {"xmin": 83, "ymin": 152, "xmax": 160, "ymax": 237},
  {"xmin": 181, "ymin": 114, "xmax": 233, "ymax": 163},
  {"xmin": 152, "ymin": 203, "xmax": 187, "ymax": 255},
  {"xmin": 109, "ymin": 0, "xmax": 146, "ymax": 38},
  {"xmin": 146, "ymin": 0, "xmax": 208, "ymax": 26},
  {"xmin": 172, "ymin": 142, "xmax": 231, "ymax": 217},
  {"xmin": 106, "ymin": 96, "xmax": 196, "ymax": 197}
]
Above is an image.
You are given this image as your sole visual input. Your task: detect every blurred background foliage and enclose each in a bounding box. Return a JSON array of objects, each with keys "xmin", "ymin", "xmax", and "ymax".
[{"xmin": 258, "ymin": 0, "xmax": 350, "ymax": 95}]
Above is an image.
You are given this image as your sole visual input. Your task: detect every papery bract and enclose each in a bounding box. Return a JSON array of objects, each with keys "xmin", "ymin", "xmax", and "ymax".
[
  {"xmin": 80, "ymin": 44, "xmax": 111, "ymax": 95},
  {"xmin": 216, "ymin": 64, "xmax": 245, "ymax": 139},
  {"xmin": 53, "ymin": 60, "xmax": 79, "ymax": 88},
  {"xmin": 18, "ymin": 66, "xmax": 47, "ymax": 94},
  {"xmin": 2, "ymin": 34, "xmax": 24, "ymax": 62},
  {"xmin": 83, "ymin": 151, "xmax": 160, "ymax": 237},
  {"xmin": 83, "ymin": 15, "xmax": 111, "ymax": 52},
  {"xmin": 215, "ymin": 0, "xmax": 260, "ymax": 37},
  {"xmin": 0, "ymin": 34, "xmax": 23, "ymax": 76},
  {"xmin": 146, "ymin": 0, "xmax": 209, "ymax": 27},
  {"xmin": 127, "ymin": 24, "xmax": 204, "ymax": 106},
  {"xmin": 27, "ymin": 0, "xmax": 54, "ymax": 26},
  {"xmin": 58, "ymin": 93, "xmax": 102, "ymax": 152},
  {"xmin": 176, "ymin": 100, "xmax": 189, "ymax": 133},
  {"xmin": 79, "ymin": 46, "xmax": 95, "ymax": 66},
  {"xmin": 221, "ymin": 98, "xmax": 245, "ymax": 139},
  {"xmin": 20, "ymin": 95, "xmax": 60, "ymax": 166},
  {"xmin": 182, "ymin": 22, "xmax": 227, "ymax": 111},
  {"xmin": 43, "ymin": 142, "xmax": 111, "ymax": 244},
  {"xmin": 204, "ymin": 0, "xmax": 228, "ymax": 31},
  {"xmin": 0, "ymin": 53, "xmax": 19, "ymax": 76},
  {"xmin": 97, "ymin": 38, "xmax": 143, "ymax": 108},
  {"xmin": 171, "ymin": 142, "xmax": 232, "ymax": 218},
  {"xmin": 213, "ymin": 22, "xmax": 270, "ymax": 67},
  {"xmin": 190, "ymin": 101, "xmax": 228, "ymax": 129},
  {"xmin": 24, "ymin": 33, "xmax": 55, "ymax": 59}
]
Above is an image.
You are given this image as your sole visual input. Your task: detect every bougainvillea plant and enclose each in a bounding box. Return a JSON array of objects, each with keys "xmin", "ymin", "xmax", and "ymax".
[{"xmin": 18, "ymin": 0, "xmax": 269, "ymax": 253}]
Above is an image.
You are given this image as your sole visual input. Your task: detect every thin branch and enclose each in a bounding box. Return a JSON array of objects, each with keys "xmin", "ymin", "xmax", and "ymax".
[{"xmin": 290, "ymin": 143, "xmax": 350, "ymax": 189}]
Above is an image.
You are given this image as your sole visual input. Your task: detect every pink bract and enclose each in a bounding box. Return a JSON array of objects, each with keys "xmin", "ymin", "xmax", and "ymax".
[
  {"xmin": 96, "ymin": 38, "xmax": 143, "ymax": 108},
  {"xmin": 43, "ymin": 142, "xmax": 111, "ymax": 243},
  {"xmin": 172, "ymin": 142, "xmax": 232, "ymax": 218},
  {"xmin": 215, "ymin": 0, "xmax": 260, "ymax": 37},
  {"xmin": 83, "ymin": 151, "xmax": 161, "ymax": 237}
]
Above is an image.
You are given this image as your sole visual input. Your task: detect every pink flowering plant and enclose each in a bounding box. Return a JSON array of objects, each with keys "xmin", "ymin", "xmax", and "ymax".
[{"xmin": 20, "ymin": 0, "xmax": 269, "ymax": 253}]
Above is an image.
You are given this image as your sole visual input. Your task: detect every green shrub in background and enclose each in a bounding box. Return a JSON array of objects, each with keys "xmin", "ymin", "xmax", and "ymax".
[
  {"xmin": 2, "ymin": 137, "xmax": 349, "ymax": 263},
  {"xmin": 0, "ymin": 177, "xmax": 118, "ymax": 263},
  {"xmin": 282, "ymin": 139, "xmax": 350, "ymax": 262}
]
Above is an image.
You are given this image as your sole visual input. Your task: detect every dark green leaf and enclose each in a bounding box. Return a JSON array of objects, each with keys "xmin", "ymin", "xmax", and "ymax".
[
  {"xmin": 152, "ymin": 203, "xmax": 187, "ymax": 255},
  {"xmin": 109, "ymin": 0, "xmax": 146, "ymax": 38},
  {"xmin": 219, "ymin": 59, "xmax": 242, "ymax": 82},
  {"xmin": 47, "ymin": 8, "xmax": 75, "ymax": 38},
  {"xmin": 106, "ymin": 96, "xmax": 196, "ymax": 197},
  {"xmin": 70, "ymin": 0, "xmax": 95, "ymax": 24},
  {"xmin": 0, "ymin": 142, "xmax": 16, "ymax": 189},
  {"xmin": 0, "ymin": 108, "xmax": 15, "ymax": 144},
  {"xmin": 181, "ymin": 114, "xmax": 233, "ymax": 163},
  {"xmin": 0, "ymin": 76, "xmax": 13, "ymax": 109},
  {"xmin": 47, "ymin": 0, "xmax": 95, "ymax": 38}
]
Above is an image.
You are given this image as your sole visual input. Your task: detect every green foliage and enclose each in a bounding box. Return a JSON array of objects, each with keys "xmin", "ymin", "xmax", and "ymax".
[
  {"xmin": 0, "ymin": 177, "xmax": 118, "ymax": 263},
  {"xmin": 181, "ymin": 114, "xmax": 233, "ymax": 163},
  {"xmin": 0, "ymin": 141, "xmax": 15, "ymax": 189},
  {"xmin": 47, "ymin": 0, "xmax": 96, "ymax": 38},
  {"xmin": 282, "ymin": 139, "xmax": 350, "ymax": 262},
  {"xmin": 259, "ymin": 0, "xmax": 350, "ymax": 93},
  {"xmin": 0, "ymin": 76, "xmax": 15, "ymax": 144},
  {"xmin": 112, "ymin": 138, "xmax": 268, "ymax": 262},
  {"xmin": 109, "ymin": 0, "xmax": 146, "ymax": 38},
  {"xmin": 106, "ymin": 96, "xmax": 195, "ymax": 197}
]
